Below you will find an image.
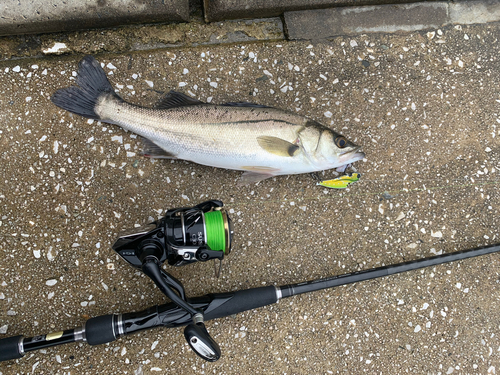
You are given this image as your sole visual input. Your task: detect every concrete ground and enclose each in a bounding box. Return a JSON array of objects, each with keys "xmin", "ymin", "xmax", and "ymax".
[{"xmin": 1, "ymin": 11, "xmax": 500, "ymax": 375}]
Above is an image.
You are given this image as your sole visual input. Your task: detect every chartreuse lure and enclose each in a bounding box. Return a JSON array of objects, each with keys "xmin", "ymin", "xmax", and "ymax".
[{"xmin": 316, "ymin": 173, "xmax": 361, "ymax": 189}]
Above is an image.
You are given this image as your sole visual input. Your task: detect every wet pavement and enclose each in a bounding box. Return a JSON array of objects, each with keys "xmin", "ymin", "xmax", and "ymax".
[{"xmin": 1, "ymin": 19, "xmax": 500, "ymax": 375}]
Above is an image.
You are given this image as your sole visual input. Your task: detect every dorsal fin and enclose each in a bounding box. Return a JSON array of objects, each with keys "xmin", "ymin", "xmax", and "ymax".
[
  {"xmin": 220, "ymin": 102, "xmax": 273, "ymax": 108},
  {"xmin": 155, "ymin": 91, "xmax": 204, "ymax": 109}
]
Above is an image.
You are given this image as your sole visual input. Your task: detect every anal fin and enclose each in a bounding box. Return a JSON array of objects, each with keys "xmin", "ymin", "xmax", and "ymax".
[
  {"xmin": 141, "ymin": 138, "xmax": 177, "ymax": 159},
  {"xmin": 239, "ymin": 166, "xmax": 280, "ymax": 185}
]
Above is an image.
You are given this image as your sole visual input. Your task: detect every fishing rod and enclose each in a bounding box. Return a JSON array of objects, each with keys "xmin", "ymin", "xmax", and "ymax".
[{"xmin": 1, "ymin": 200, "xmax": 499, "ymax": 363}]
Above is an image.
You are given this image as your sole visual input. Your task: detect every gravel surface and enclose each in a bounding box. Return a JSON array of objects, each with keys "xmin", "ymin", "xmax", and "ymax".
[{"xmin": 1, "ymin": 22, "xmax": 499, "ymax": 374}]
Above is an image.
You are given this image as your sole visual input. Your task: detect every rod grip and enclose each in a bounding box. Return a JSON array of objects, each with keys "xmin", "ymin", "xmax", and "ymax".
[
  {"xmin": 0, "ymin": 335, "xmax": 24, "ymax": 362},
  {"xmin": 85, "ymin": 315, "xmax": 117, "ymax": 345},
  {"xmin": 204, "ymin": 285, "xmax": 278, "ymax": 320}
]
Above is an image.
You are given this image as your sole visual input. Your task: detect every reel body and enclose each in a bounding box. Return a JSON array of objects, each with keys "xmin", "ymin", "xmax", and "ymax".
[{"xmin": 113, "ymin": 200, "xmax": 232, "ymax": 268}]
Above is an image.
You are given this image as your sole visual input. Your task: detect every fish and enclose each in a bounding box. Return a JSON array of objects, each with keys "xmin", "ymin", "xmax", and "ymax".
[
  {"xmin": 51, "ymin": 56, "xmax": 365, "ymax": 184},
  {"xmin": 316, "ymin": 172, "xmax": 361, "ymax": 189}
]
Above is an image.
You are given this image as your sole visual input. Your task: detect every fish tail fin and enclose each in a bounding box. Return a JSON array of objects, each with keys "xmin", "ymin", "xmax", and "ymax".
[{"xmin": 51, "ymin": 55, "xmax": 117, "ymax": 119}]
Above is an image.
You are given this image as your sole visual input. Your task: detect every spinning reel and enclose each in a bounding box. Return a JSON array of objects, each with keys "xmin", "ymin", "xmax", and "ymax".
[{"xmin": 112, "ymin": 200, "xmax": 233, "ymax": 361}]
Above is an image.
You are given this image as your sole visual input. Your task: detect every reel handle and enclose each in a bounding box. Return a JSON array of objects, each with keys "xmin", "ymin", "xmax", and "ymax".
[
  {"xmin": 141, "ymin": 257, "xmax": 198, "ymax": 316},
  {"xmin": 141, "ymin": 257, "xmax": 222, "ymax": 360}
]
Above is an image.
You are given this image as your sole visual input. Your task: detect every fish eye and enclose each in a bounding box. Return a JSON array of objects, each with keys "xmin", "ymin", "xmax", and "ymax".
[{"xmin": 335, "ymin": 136, "xmax": 347, "ymax": 148}]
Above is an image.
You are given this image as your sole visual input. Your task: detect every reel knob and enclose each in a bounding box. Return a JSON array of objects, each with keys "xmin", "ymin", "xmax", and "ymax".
[{"xmin": 184, "ymin": 318, "xmax": 221, "ymax": 362}]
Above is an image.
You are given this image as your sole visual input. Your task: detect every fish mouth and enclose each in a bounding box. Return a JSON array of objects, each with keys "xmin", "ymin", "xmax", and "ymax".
[{"xmin": 338, "ymin": 147, "xmax": 365, "ymax": 165}]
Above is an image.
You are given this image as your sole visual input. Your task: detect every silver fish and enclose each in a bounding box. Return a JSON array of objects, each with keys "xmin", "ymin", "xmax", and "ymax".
[{"xmin": 51, "ymin": 56, "xmax": 365, "ymax": 184}]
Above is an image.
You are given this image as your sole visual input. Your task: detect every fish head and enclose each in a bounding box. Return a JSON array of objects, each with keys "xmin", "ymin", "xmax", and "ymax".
[
  {"xmin": 300, "ymin": 124, "xmax": 364, "ymax": 168},
  {"xmin": 318, "ymin": 129, "xmax": 365, "ymax": 167}
]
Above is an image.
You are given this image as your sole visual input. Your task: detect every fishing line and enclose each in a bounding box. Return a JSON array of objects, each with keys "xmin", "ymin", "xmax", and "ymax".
[
  {"xmin": 204, "ymin": 210, "xmax": 226, "ymax": 252},
  {"xmin": 227, "ymin": 178, "xmax": 500, "ymax": 208}
]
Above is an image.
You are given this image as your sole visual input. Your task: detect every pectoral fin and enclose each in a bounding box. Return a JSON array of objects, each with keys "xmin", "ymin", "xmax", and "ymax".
[{"xmin": 257, "ymin": 136, "xmax": 300, "ymax": 157}]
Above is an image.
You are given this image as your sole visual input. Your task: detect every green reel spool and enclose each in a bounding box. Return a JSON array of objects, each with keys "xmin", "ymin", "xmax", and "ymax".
[{"xmin": 204, "ymin": 210, "xmax": 231, "ymax": 253}]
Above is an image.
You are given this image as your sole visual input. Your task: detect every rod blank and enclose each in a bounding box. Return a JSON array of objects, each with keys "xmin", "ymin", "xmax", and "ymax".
[{"xmin": 278, "ymin": 244, "xmax": 500, "ymax": 299}]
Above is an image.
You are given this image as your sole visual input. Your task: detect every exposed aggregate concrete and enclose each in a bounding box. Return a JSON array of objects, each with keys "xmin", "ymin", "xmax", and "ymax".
[{"xmin": 0, "ymin": 22, "xmax": 499, "ymax": 375}]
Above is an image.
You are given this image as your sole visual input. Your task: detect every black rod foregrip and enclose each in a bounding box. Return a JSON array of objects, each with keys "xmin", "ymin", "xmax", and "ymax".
[
  {"xmin": 0, "ymin": 335, "xmax": 24, "ymax": 361},
  {"xmin": 120, "ymin": 286, "xmax": 280, "ymax": 332},
  {"xmin": 203, "ymin": 285, "xmax": 278, "ymax": 321}
]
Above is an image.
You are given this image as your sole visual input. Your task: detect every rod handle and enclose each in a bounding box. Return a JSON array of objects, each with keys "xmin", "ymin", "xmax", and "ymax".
[
  {"xmin": 85, "ymin": 314, "xmax": 117, "ymax": 345},
  {"xmin": 0, "ymin": 335, "xmax": 24, "ymax": 362}
]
